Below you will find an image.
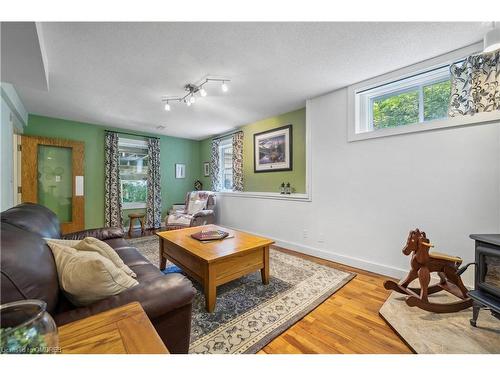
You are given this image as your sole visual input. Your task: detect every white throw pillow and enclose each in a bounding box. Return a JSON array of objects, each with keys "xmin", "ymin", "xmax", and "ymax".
[
  {"xmin": 187, "ymin": 199, "xmax": 207, "ymax": 215},
  {"xmin": 46, "ymin": 237, "xmax": 136, "ymax": 278},
  {"xmin": 47, "ymin": 242, "xmax": 138, "ymax": 306}
]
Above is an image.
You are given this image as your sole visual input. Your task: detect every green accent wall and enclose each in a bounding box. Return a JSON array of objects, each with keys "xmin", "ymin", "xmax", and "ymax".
[
  {"xmin": 25, "ymin": 115, "xmax": 201, "ymax": 229},
  {"xmin": 199, "ymin": 108, "xmax": 306, "ymax": 193}
]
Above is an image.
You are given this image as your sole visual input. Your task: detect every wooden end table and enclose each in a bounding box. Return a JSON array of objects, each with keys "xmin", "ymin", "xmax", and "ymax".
[
  {"xmin": 157, "ymin": 225, "xmax": 274, "ymax": 313},
  {"xmin": 58, "ymin": 302, "xmax": 169, "ymax": 354},
  {"xmin": 128, "ymin": 213, "xmax": 145, "ymax": 236}
]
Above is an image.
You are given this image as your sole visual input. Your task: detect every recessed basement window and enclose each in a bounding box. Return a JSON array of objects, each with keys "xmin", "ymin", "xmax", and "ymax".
[
  {"xmin": 346, "ymin": 44, "xmax": 500, "ymax": 142},
  {"xmin": 355, "ymin": 65, "xmax": 451, "ymax": 134}
]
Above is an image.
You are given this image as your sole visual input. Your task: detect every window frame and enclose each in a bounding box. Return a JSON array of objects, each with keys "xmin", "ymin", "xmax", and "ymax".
[
  {"xmin": 218, "ymin": 137, "xmax": 234, "ymax": 192},
  {"xmin": 118, "ymin": 137, "xmax": 149, "ymax": 209},
  {"xmin": 347, "ymin": 42, "xmax": 500, "ymax": 142}
]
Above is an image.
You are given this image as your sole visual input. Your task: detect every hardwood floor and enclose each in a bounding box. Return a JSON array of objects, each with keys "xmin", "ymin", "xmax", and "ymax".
[
  {"xmin": 258, "ymin": 247, "xmax": 412, "ymax": 354},
  {"xmin": 126, "ymin": 230, "xmax": 412, "ymax": 354}
]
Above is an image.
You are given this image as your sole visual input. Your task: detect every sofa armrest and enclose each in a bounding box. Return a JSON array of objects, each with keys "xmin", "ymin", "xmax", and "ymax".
[
  {"xmin": 61, "ymin": 227, "xmax": 124, "ymax": 241},
  {"xmin": 192, "ymin": 209, "xmax": 214, "ymax": 218},
  {"xmin": 54, "ymin": 274, "xmax": 195, "ymax": 326},
  {"xmin": 190, "ymin": 210, "xmax": 215, "ymax": 227}
]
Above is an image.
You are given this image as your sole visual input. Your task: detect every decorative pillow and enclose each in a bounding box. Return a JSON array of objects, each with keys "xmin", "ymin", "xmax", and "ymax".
[
  {"xmin": 187, "ymin": 199, "xmax": 207, "ymax": 215},
  {"xmin": 47, "ymin": 242, "xmax": 139, "ymax": 306},
  {"xmin": 46, "ymin": 237, "xmax": 136, "ymax": 278}
]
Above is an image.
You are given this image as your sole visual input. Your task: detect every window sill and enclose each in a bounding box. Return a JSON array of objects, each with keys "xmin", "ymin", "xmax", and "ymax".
[
  {"xmin": 216, "ymin": 191, "xmax": 311, "ymax": 202},
  {"xmin": 122, "ymin": 203, "xmax": 147, "ymax": 210},
  {"xmin": 347, "ymin": 111, "xmax": 500, "ymax": 142}
]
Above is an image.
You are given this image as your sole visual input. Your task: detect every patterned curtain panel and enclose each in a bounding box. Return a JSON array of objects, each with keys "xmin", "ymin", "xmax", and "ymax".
[
  {"xmin": 210, "ymin": 138, "xmax": 221, "ymax": 191},
  {"xmin": 104, "ymin": 132, "xmax": 122, "ymax": 228},
  {"xmin": 146, "ymin": 138, "xmax": 162, "ymax": 229},
  {"xmin": 232, "ymin": 131, "xmax": 244, "ymax": 191},
  {"xmin": 449, "ymin": 50, "xmax": 500, "ymax": 117}
]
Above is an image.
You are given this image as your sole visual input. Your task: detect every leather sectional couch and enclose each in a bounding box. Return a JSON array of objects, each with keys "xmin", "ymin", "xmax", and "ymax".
[{"xmin": 1, "ymin": 203, "xmax": 196, "ymax": 353}]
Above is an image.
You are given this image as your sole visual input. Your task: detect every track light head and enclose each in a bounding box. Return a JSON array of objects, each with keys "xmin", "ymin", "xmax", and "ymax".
[
  {"xmin": 221, "ymin": 81, "xmax": 229, "ymax": 93},
  {"xmin": 200, "ymin": 87, "xmax": 207, "ymax": 97},
  {"xmin": 164, "ymin": 102, "xmax": 171, "ymax": 111},
  {"xmin": 190, "ymin": 95, "xmax": 196, "ymax": 104}
]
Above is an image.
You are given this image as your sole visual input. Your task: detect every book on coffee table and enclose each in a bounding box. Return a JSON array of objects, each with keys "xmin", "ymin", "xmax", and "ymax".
[{"xmin": 191, "ymin": 229, "xmax": 229, "ymax": 242}]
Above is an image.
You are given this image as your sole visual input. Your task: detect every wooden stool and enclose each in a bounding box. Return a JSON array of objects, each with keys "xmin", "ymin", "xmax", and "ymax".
[{"xmin": 128, "ymin": 213, "xmax": 145, "ymax": 236}]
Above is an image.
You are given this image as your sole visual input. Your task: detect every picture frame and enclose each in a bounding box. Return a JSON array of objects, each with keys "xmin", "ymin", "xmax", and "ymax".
[
  {"xmin": 203, "ymin": 162, "xmax": 210, "ymax": 177},
  {"xmin": 253, "ymin": 124, "xmax": 293, "ymax": 173},
  {"xmin": 175, "ymin": 163, "xmax": 186, "ymax": 179}
]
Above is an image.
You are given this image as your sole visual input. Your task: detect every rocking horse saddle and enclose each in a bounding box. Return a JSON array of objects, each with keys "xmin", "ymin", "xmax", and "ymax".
[{"xmin": 429, "ymin": 251, "xmax": 462, "ymax": 264}]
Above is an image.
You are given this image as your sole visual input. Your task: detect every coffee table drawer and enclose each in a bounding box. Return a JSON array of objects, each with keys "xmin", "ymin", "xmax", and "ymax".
[
  {"xmin": 162, "ymin": 242, "xmax": 203, "ymax": 278},
  {"xmin": 213, "ymin": 248, "xmax": 264, "ymax": 285}
]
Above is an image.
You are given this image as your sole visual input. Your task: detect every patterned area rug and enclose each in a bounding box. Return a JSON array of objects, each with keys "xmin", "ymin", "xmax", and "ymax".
[{"xmin": 127, "ymin": 235, "xmax": 355, "ymax": 354}]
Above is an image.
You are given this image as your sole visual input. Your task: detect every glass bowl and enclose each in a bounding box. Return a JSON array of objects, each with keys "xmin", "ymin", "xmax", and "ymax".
[{"xmin": 0, "ymin": 299, "xmax": 59, "ymax": 354}]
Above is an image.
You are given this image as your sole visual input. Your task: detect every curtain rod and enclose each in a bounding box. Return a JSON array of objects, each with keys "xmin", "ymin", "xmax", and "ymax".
[
  {"xmin": 212, "ymin": 129, "xmax": 242, "ymax": 141},
  {"xmin": 105, "ymin": 130, "xmax": 160, "ymax": 140}
]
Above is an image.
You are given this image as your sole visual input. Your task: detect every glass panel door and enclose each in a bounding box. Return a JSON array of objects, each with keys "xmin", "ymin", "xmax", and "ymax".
[{"xmin": 37, "ymin": 145, "xmax": 73, "ymax": 223}]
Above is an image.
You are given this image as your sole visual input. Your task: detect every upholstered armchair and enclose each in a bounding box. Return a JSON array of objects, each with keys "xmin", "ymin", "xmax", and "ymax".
[{"xmin": 165, "ymin": 191, "xmax": 216, "ymax": 230}]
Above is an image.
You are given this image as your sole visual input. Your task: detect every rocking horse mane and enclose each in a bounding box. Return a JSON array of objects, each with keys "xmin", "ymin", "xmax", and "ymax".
[{"xmin": 402, "ymin": 228, "xmax": 428, "ymax": 256}]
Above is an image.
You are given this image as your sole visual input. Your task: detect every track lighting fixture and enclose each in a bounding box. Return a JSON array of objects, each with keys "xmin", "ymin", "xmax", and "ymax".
[{"xmin": 161, "ymin": 76, "xmax": 231, "ymax": 112}]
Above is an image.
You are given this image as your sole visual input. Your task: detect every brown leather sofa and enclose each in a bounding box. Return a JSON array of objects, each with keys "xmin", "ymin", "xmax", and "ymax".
[{"xmin": 1, "ymin": 203, "xmax": 196, "ymax": 353}]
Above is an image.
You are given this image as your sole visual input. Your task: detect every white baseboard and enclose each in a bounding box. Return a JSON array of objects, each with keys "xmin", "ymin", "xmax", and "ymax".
[{"xmin": 222, "ymin": 224, "xmax": 408, "ymax": 279}]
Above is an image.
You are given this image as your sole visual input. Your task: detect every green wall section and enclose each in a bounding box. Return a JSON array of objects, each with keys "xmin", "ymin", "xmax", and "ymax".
[
  {"xmin": 199, "ymin": 108, "xmax": 306, "ymax": 193},
  {"xmin": 25, "ymin": 108, "xmax": 306, "ymax": 228},
  {"xmin": 25, "ymin": 115, "xmax": 200, "ymax": 229}
]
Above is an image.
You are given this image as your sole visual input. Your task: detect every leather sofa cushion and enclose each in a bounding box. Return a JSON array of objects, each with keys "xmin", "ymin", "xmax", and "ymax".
[
  {"xmin": 114, "ymin": 247, "xmax": 152, "ymax": 268},
  {"xmin": 1, "ymin": 203, "xmax": 60, "ymax": 239},
  {"xmin": 104, "ymin": 237, "xmax": 135, "ymax": 250},
  {"xmin": 0, "ymin": 223, "xmax": 60, "ymax": 312},
  {"xmin": 54, "ymin": 273, "xmax": 195, "ymax": 326}
]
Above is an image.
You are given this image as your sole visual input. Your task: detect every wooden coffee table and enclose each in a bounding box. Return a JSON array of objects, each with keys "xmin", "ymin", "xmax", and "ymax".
[{"xmin": 157, "ymin": 225, "xmax": 274, "ymax": 312}]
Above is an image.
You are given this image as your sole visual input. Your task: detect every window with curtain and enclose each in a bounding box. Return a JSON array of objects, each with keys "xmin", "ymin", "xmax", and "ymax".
[
  {"xmin": 211, "ymin": 131, "xmax": 243, "ymax": 192},
  {"xmin": 348, "ymin": 46, "xmax": 500, "ymax": 141}
]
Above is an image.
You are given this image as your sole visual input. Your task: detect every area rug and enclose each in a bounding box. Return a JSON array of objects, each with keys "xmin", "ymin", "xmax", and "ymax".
[
  {"xmin": 127, "ymin": 235, "xmax": 355, "ymax": 354},
  {"xmin": 380, "ymin": 290, "xmax": 500, "ymax": 353}
]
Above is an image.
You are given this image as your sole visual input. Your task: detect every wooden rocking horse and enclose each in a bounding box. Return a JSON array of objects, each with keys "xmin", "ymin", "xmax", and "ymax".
[{"xmin": 384, "ymin": 229, "xmax": 473, "ymax": 313}]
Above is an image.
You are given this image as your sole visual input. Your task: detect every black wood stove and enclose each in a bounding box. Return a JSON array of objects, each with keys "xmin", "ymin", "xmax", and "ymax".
[{"xmin": 468, "ymin": 234, "xmax": 500, "ymax": 326}]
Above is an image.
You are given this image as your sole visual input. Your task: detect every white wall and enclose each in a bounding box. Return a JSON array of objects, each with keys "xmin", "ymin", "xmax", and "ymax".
[
  {"xmin": 216, "ymin": 88, "xmax": 500, "ymax": 285},
  {"xmin": 1, "ymin": 83, "xmax": 27, "ymax": 211}
]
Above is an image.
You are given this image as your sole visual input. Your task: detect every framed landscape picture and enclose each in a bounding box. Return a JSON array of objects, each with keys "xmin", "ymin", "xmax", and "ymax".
[
  {"xmin": 253, "ymin": 124, "xmax": 292, "ymax": 173},
  {"xmin": 175, "ymin": 163, "xmax": 186, "ymax": 179},
  {"xmin": 203, "ymin": 162, "xmax": 210, "ymax": 177}
]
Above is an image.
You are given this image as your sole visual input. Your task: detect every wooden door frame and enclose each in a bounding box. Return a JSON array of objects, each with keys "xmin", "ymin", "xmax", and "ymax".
[{"xmin": 21, "ymin": 135, "xmax": 85, "ymax": 234}]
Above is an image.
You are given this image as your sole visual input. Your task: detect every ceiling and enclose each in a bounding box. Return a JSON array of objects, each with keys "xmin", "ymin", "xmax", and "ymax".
[{"xmin": 4, "ymin": 22, "xmax": 491, "ymax": 140}]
